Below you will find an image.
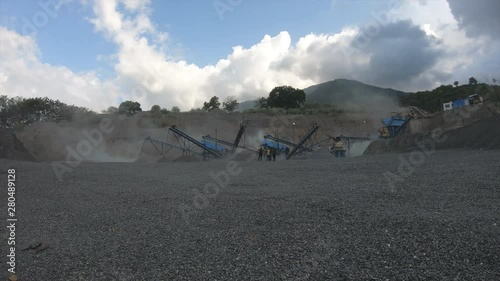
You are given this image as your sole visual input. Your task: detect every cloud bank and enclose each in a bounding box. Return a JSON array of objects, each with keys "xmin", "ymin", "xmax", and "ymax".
[{"xmin": 0, "ymin": 0, "xmax": 498, "ymax": 111}]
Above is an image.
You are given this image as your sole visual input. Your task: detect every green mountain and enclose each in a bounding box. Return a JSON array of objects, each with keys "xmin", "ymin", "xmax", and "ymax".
[
  {"xmin": 237, "ymin": 78, "xmax": 499, "ymax": 113},
  {"xmin": 236, "ymin": 100, "xmax": 258, "ymax": 111},
  {"xmin": 237, "ymin": 79, "xmax": 406, "ymax": 112},
  {"xmin": 305, "ymin": 79, "xmax": 406, "ymax": 104}
]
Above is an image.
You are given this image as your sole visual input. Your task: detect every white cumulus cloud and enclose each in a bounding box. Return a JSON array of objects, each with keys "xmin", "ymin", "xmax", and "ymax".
[
  {"xmin": 1, "ymin": 0, "xmax": 498, "ymax": 112},
  {"xmin": 0, "ymin": 26, "xmax": 119, "ymax": 110}
]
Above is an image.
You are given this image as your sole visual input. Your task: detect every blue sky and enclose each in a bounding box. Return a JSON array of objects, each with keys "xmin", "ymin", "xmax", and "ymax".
[
  {"xmin": 1, "ymin": 0, "xmax": 380, "ymax": 69},
  {"xmin": 0, "ymin": 0, "xmax": 498, "ymax": 110}
]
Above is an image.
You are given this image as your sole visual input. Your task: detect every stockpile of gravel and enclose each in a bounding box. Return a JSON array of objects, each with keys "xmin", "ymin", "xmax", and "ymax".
[
  {"xmin": 172, "ymin": 154, "xmax": 202, "ymax": 162},
  {"xmin": 307, "ymin": 147, "xmax": 335, "ymax": 160},
  {"xmin": 0, "ymin": 129, "xmax": 35, "ymax": 161},
  {"xmin": 435, "ymin": 114, "xmax": 500, "ymax": 150},
  {"xmin": 3, "ymin": 150, "xmax": 499, "ymax": 280},
  {"xmin": 366, "ymin": 114, "xmax": 500, "ymax": 154},
  {"xmin": 230, "ymin": 150, "xmax": 257, "ymax": 161}
]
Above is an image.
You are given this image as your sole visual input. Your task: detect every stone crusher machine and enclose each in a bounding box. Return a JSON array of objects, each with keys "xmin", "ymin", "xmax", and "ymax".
[
  {"xmin": 140, "ymin": 126, "xmax": 224, "ymax": 161},
  {"xmin": 378, "ymin": 113, "xmax": 413, "ymax": 138},
  {"xmin": 286, "ymin": 124, "xmax": 321, "ymax": 160},
  {"xmin": 261, "ymin": 123, "xmax": 321, "ymax": 160},
  {"xmin": 169, "ymin": 125, "xmax": 224, "ymax": 160},
  {"xmin": 378, "ymin": 106, "xmax": 435, "ymax": 138},
  {"xmin": 328, "ymin": 135, "xmax": 371, "ymax": 158},
  {"xmin": 202, "ymin": 122, "xmax": 258, "ymax": 154},
  {"xmin": 330, "ymin": 137, "xmax": 346, "ymax": 158}
]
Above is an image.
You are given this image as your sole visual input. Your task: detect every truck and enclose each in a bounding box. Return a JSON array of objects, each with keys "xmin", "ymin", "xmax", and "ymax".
[{"xmin": 443, "ymin": 94, "xmax": 483, "ymax": 111}]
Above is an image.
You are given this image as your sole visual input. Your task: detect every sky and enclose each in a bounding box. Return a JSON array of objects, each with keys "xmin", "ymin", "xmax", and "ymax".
[{"xmin": 0, "ymin": 0, "xmax": 499, "ymax": 111}]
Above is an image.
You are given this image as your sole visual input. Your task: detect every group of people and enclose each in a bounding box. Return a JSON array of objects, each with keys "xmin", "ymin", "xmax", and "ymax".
[{"xmin": 257, "ymin": 146, "xmax": 277, "ymax": 161}]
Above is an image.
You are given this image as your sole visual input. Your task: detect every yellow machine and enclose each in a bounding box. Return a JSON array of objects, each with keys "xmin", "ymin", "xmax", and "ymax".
[
  {"xmin": 378, "ymin": 127, "xmax": 391, "ymax": 138},
  {"xmin": 329, "ymin": 137, "xmax": 346, "ymax": 158}
]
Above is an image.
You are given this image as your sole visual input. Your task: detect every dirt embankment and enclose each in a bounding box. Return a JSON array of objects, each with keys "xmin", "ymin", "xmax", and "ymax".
[
  {"xmin": 365, "ymin": 104, "xmax": 500, "ymax": 154},
  {"xmin": 406, "ymin": 103, "xmax": 499, "ymax": 135},
  {"xmin": 8, "ymin": 112, "xmax": 375, "ymax": 162},
  {"xmin": 0, "ymin": 128, "xmax": 35, "ymax": 161},
  {"xmin": 3, "ymin": 104, "xmax": 499, "ymax": 162}
]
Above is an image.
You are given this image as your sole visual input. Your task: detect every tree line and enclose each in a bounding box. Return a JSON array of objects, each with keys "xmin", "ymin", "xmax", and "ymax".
[
  {"xmin": 400, "ymin": 77, "xmax": 500, "ymax": 112},
  {"xmin": 196, "ymin": 86, "xmax": 307, "ymax": 112},
  {"xmin": 0, "ymin": 96, "xmax": 182, "ymax": 129},
  {"xmin": 2, "ymin": 78, "xmax": 497, "ymax": 129},
  {"xmin": 0, "ymin": 96, "xmax": 95, "ymax": 129},
  {"xmin": 0, "ymin": 85, "xmax": 306, "ymax": 129}
]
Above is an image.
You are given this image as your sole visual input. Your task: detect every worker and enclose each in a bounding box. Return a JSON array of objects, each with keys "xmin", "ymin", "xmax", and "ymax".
[
  {"xmin": 257, "ymin": 147, "xmax": 263, "ymax": 161},
  {"xmin": 272, "ymin": 148, "xmax": 277, "ymax": 161},
  {"xmin": 266, "ymin": 147, "xmax": 271, "ymax": 161}
]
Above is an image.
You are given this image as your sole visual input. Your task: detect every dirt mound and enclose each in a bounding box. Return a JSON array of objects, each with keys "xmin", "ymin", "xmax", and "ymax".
[
  {"xmin": 435, "ymin": 114, "xmax": 500, "ymax": 150},
  {"xmin": 172, "ymin": 155, "xmax": 202, "ymax": 163},
  {"xmin": 0, "ymin": 129, "xmax": 35, "ymax": 161},
  {"xmin": 307, "ymin": 147, "xmax": 335, "ymax": 160},
  {"xmin": 230, "ymin": 150, "xmax": 257, "ymax": 161},
  {"xmin": 156, "ymin": 156, "xmax": 170, "ymax": 163},
  {"xmin": 365, "ymin": 114, "xmax": 500, "ymax": 154},
  {"xmin": 406, "ymin": 103, "xmax": 498, "ymax": 135},
  {"xmin": 10, "ymin": 111, "xmax": 382, "ymax": 163}
]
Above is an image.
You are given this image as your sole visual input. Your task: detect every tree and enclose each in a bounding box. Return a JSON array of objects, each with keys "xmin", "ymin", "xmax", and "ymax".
[
  {"xmin": 203, "ymin": 96, "xmax": 220, "ymax": 111},
  {"xmin": 171, "ymin": 106, "xmax": 180, "ymax": 113},
  {"xmin": 118, "ymin": 101, "xmax": 142, "ymax": 116},
  {"xmin": 256, "ymin": 97, "xmax": 268, "ymax": 109},
  {"xmin": 150, "ymin": 105, "xmax": 161, "ymax": 113},
  {"xmin": 468, "ymin": 77, "xmax": 478, "ymax": 86},
  {"xmin": 493, "ymin": 78, "xmax": 497, "ymax": 84},
  {"xmin": 222, "ymin": 96, "xmax": 239, "ymax": 112},
  {"xmin": 266, "ymin": 86, "xmax": 306, "ymax": 109},
  {"xmin": 102, "ymin": 106, "xmax": 118, "ymax": 115},
  {"xmin": 160, "ymin": 108, "xmax": 169, "ymax": 114},
  {"xmin": 453, "ymin": 81, "xmax": 459, "ymax": 87},
  {"xmin": 1, "ymin": 96, "xmax": 94, "ymax": 128}
]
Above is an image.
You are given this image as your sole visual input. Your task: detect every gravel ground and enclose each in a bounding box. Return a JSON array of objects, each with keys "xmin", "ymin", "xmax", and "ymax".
[{"xmin": 1, "ymin": 150, "xmax": 499, "ymax": 281}]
